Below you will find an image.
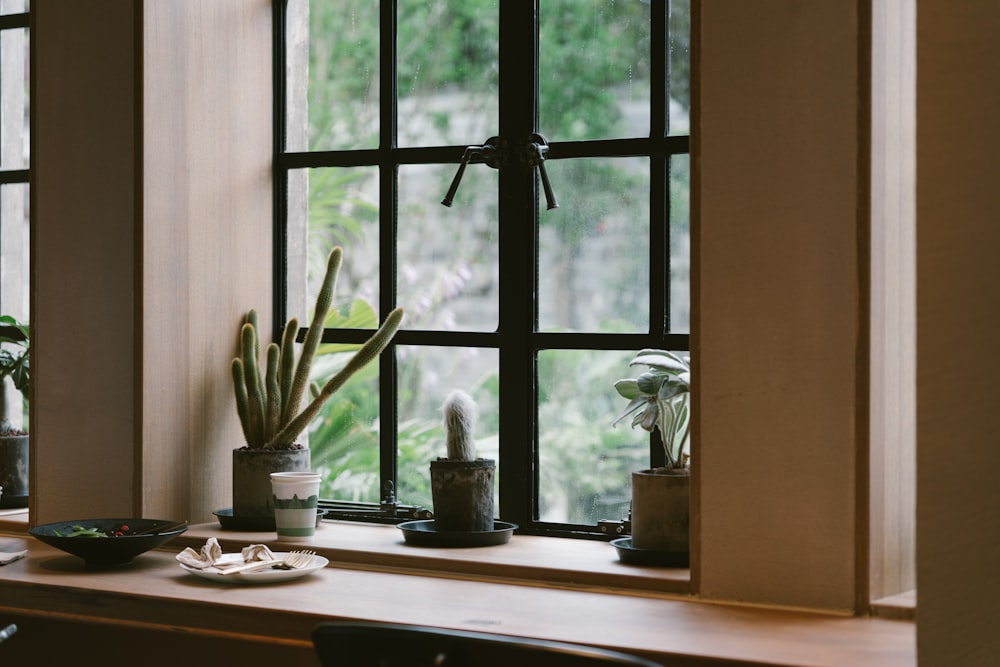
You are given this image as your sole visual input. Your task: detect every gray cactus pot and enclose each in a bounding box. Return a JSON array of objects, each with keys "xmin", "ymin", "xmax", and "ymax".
[
  {"xmin": 232, "ymin": 447, "xmax": 311, "ymax": 526},
  {"xmin": 430, "ymin": 458, "xmax": 495, "ymax": 532}
]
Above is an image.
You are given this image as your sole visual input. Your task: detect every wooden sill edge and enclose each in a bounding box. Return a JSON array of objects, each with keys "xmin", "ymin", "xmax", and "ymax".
[
  {"xmin": 173, "ymin": 519, "xmax": 694, "ymax": 598},
  {"xmin": 871, "ymin": 590, "xmax": 917, "ymax": 621}
]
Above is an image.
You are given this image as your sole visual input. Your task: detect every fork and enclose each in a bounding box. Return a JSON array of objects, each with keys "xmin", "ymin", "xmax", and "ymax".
[{"xmin": 220, "ymin": 550, "xmax": 316, "ymax": 575}]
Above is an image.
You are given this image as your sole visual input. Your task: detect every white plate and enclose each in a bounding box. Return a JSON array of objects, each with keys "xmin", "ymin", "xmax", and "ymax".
[{"xmin": 178, "ymin": 552, "xmax": 328, "ymax": 584}]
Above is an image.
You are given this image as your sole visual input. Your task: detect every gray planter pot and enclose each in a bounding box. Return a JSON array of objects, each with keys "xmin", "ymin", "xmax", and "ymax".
[
  {"xmin": 232, "ymin": 447, "xmax": 311, "ymax": 525},
  {"xmin": 430, "ymin": 458, "xmax": 495, "ymax": 531},
  {"xmin": 0, "ymin": 434, "xmax": 28, "ymax": 508},
  {"xmin": 631, "ymin": 467, "xmax": 689, "ymax": 554}
]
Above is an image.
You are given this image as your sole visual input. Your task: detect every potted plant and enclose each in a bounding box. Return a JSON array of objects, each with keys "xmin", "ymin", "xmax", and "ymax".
[
  {"xmin": 230, "ymin": 247, "xmax": 404, "ymax": 527},
  {"xmin": 0, "ymin": 315, "xmax": 29, "ymax": 508},
  {"xmin": 613, "ymin": 349, "xmax": 691, "ymax": 558},
  {"xmin": 429, "ymin": 389, "xmax": 495, "ymax": 532}
]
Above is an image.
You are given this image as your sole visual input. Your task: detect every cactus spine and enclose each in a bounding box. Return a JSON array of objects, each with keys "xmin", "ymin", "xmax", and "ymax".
[
  {"xmin": 232, "ymin": 247, "xmax": 404, "ymax": 449},
  {"xmin": 443, "ymin": 389, "xmax": 477, "ymax": 461}
]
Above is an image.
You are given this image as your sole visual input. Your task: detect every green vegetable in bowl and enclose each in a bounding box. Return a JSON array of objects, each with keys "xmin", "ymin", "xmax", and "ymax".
[{"xmin": 52, "ymin": 523, "xmax": 132, "ymax": 538}]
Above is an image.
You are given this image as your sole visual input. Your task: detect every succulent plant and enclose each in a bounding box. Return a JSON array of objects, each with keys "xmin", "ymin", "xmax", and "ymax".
[
  {"xmin": 0, "ymin": 315, "xmax": 29, "ymax": 435},
  {"xmin": 442, "ymin": 389, "xmax": 478, "ymax": 461},
  {"xmin": 231, "ymin": 247, "xmax": 404, "ymax": 449},
  {"xmin": 613, "ymin": 349, "xmax": 691, "ymax": 469}
]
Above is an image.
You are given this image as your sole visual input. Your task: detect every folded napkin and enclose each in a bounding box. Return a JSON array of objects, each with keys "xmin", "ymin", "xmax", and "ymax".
[
  {"xmin": 175, "ymin": 537, "xmax": 223, "ymax": 569},
  {"xmin": 175, "ymin": 538, "xmax": 276, "ymax": 571},
  {"xmin": 0, "ymin": 550, "xmax": 26, "ymax": 565}
]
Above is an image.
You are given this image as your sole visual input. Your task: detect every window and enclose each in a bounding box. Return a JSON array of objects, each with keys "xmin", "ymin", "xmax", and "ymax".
[
  {"xmin": 276, "ymin": 0, "xmax": 690, "ymax": 538},
  {"xmin": 0, "ymin": 0, "xmax": 29, "ymax": 431}
]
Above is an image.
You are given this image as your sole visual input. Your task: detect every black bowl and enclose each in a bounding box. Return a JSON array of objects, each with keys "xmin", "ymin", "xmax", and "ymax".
[{"xmin": 28, "ymin": 518, "xmax": 188, "ymax": 566}]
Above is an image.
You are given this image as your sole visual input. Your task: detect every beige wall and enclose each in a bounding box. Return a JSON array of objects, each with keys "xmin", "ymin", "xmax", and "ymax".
[
  {"xmin": 31, "ymin": 1, "xmax": 140, "ymax": 520},
  {"xmin": 916, "ymin": 1, "xmax": 1000, "ymax": 664},
  {"xmin": 30, "ymin": 0, "xmax": 272, "ymax": 523},
  {"xmin": 695, "ymin": 1, "xmax": 864, "ymax": 612},
  {"xmin": 869, "ymin": 0, "xmax": 916, "ymax": 600},
  {"xmin": 140, "ymin": 1, "xmax": 273, "ymax": 521}
]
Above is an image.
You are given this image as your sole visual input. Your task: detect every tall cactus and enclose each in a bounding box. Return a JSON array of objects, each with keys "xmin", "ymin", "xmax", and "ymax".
[
  {"xmin": 231, "ymin": 247, "xmax": 404, "ymax": 449},
  {"xmin": 443, "ymin": 389, "xmax": 477, "ymax": 461}
]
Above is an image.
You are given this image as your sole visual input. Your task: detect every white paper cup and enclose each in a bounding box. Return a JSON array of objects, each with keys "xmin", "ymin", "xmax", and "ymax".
[{"xmin": 270, "ymin": 472, "xmax": 321, "ymax": 540}]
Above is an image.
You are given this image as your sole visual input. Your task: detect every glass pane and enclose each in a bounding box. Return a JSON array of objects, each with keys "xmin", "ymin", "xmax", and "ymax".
[
  {"xmin": 396, "ymin": 345, "xmax": 499, "ymax": 510},
  {"xmin": 398, "ymin": 164, "xmax": 499, "ymax": 332},
  {"xmin": 397, "ymin": 0, "xmax": 499, "ymax": 147},
  {"xmin": 669, "ymin": 0, "xmax": 691, "ymax": 135},
  {"xmin": 287, "ymin": 0, "xmax": 380, "ymax": 152},
  {"xmin": 289, "ymin": 167, "xmax": 380, "ymax": 325},
  {"xmin": 0, "ymin": 0, "xmax": 27, "ymax": 16},
  {"xmin": 0, "ymin": 183, "xmax": 29, "ymax": 319},
  {"xmin": 670, "ymin": 154, "xmax": 690, "ymax": 333},
  {"xmin": 539, "ymin": 0, "xmax": 650, "ymax": 142},
  {"xmin": 537, "ymin": 349, "xmax": 645, "ymax": 524},
  {"xmin": 538, "ymin": 157, "xmax": 649, "ymax": 333},
  {"xmin": 0, "ymin": 26, "xmax": 28, "ymax": 169},
  {"xmin": 309, "ymin": 346, "xmax": 384, "ymax": 503}
]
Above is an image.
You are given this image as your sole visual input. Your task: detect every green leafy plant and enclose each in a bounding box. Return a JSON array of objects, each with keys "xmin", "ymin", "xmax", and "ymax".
[
  {"xmin": 0, "ymin": 315, "xmax": 29, "ymax": 434},
  {"xmin": 231, "ymin": 247, "xmax": 404, "ymax": 450},
  {"xmin": 613, "ymin": 349, "xmax": 691, "ymax": 469}
]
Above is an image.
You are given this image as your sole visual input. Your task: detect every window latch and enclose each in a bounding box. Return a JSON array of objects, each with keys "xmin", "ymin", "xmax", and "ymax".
[
  {"xmin": 522, "ymin": 132, "xmax": 559, "ymax": 210},
  {"xmin": 441, "ymin": 133, "xmax": 558, "ymax": 210},
  {"xmin": 441, "ymin": 136, "xmax": 506, "ymax": 207}
]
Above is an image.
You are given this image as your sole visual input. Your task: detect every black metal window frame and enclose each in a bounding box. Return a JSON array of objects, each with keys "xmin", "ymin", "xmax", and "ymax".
[
  {"xmin": 0, "ymin": 9, "xmax": 29, "ymax": 188},
  {"xmin": 273, "ymin": 0, "xmax": 689, "ymax": 539},
  {"xmin": 0, "ymin": 8, "xmax": 29, "ymax": 345}
]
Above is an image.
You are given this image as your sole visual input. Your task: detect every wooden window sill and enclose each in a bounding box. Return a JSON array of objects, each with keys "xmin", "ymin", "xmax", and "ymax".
[
  {"xmin": 173, "ymin": 519, "xmax": 692, "ymax": 596},
  {"xmin": 1, "ymin": 521, "xmax": 914, "ymax": 666}
]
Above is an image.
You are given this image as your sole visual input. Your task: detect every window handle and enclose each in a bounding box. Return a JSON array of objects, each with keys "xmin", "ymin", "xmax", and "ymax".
[
  {"xmin": 524, "ymin": 132, "xmax": 559, "ymax": 211},
  {"xmin": 441, "ymin": 136, "xmax": 505, "ymax": 207},
  {"xmin": 441, "ymin": 133, "xmax": 559, "ymax": 210}
]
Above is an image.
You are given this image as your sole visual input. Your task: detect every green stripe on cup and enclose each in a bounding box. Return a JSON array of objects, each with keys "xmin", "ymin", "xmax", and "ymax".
[{"xmin": 272, "ymin": 494, "xmax": 318, "ymax": 510}]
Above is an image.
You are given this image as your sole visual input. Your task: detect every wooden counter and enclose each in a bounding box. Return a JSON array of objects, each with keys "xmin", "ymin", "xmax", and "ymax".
[{"xmin": 0, "ymin": 527, "xmax": 914, "ymax": 667}]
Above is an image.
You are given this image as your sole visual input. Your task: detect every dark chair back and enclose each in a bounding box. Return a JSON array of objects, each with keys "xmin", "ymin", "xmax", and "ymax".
[{"xmin": 312, "ymin": 621, "xmax": 661, "ymax": 667}]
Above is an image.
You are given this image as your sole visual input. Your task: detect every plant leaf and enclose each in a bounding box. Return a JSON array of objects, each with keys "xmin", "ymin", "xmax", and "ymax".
[
  {"xmin": 613, "ymin": 378, "xmax": 641, "ymax": 399},
  {"xmin": 630, "ymin": 353, "xmax": 689, "ymax": 374}
]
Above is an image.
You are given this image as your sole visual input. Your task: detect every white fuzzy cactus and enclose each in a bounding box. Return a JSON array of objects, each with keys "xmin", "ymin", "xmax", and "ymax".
[{"xmin": 442, "ymin": 389, "xmax": 477, "ymax": 461}]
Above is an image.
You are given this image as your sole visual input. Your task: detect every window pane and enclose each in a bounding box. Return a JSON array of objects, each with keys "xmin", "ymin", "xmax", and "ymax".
[
  {"xmin": 670, "ymin": 154, "xmax": 690, "ymax": 333},
  {"xmin": 538, "ymin": 157, "xmax": 650, "ymax": 333},
  {"xmin": 397, "ymin": 0, "xmax": 499, "ymax": 148},
  {"xmin": 539, "ymin": 0, "xmax": 650, "ymax": 142},
  {"xmin": 310, "ymin": 348, "xmax": 384, "ymax": 504},
  {"xmin": 0, "ymin": 27, "xmax": 28, "ymax": 170},
  {"xmin": 669, "ymin": 0, "xmax": 691, "ymax": 136},
  {"xmin": 0, "ymin": 0, "xmax": 26, "ymax": 16},
  {"xmin": 537, "ymin": 349, "xmax": 644, "ymax": 525},
  {"xmin": 0, "ymin": 183, "xmax": 28, "ymax": 318},
  {"xmin": 398, "ymin": 164, "xmax": 499, "ymax": 332},
  {"xmin": 397, "ymin": 345, "xmax": 499, "ymax": 510},
  {"xmin": 287, "ymin": 0, "xmax": 380, "ymax": 152},
  {"xmin": 289, "ymin": 167, "xmax": 380, "ymax": 325}
]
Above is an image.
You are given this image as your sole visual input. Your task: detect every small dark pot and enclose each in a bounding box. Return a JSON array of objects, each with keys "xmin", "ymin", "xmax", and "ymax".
[
  {"xmin": 430, "ymin": 458, "xmax": 495, "ymax": 532},
  {"xmin": 0, "ymin": 434, "xmax": 29, "ymax": 509},
  {"xmin": 631, "ymin": 467, "xmax": 689, "ymax": 553},
  {"xmin": 232, "ymin": 447, "xmax": 311, "ymax": 525}
]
